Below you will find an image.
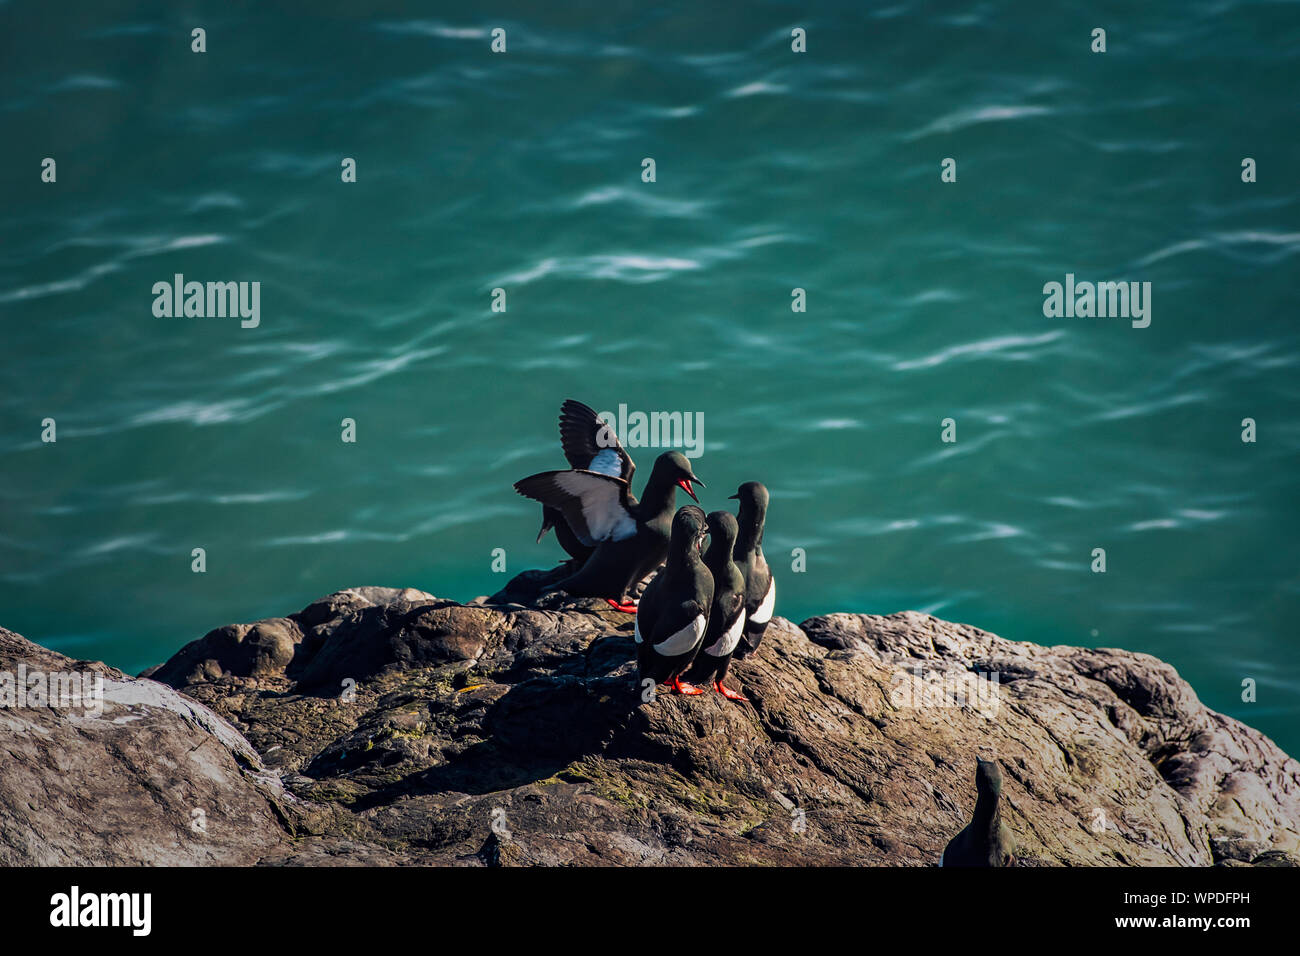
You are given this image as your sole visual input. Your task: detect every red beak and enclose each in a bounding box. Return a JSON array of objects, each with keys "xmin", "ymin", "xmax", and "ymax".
[{"xmin": 676, "ymin": 478, "xmax": 699, "ymax": 502}]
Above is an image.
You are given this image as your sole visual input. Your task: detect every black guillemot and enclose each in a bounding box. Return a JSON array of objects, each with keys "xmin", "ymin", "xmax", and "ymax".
[{"xmin": 634, "ymin": 505, "xmax": 713, "ymax": 696}]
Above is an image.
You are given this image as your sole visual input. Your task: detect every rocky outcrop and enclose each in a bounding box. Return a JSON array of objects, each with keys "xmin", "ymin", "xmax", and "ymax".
[
  {"xmin": 0, "ymin": 627, "xmax": 286, "ymax": 865},
  {"xmin": 3, "ymin": 582, "xmax": 1297, "ymax": 866}
]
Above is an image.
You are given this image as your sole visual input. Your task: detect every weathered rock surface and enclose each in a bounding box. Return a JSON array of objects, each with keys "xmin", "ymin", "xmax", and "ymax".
[
  {"xmin": 0, "ymin": 627, "xmax": 287, "ymax": 865},
  {"xmin": 4, "ymin": 582, "xmax": 1298, "ymax": 866}
]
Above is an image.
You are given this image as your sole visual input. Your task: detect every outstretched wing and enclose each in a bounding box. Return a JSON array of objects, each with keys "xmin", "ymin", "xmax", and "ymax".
[
  {"xmin": 558, "ymin": 399, "xmax": 636, "ymax": 484},
  {"xmin": 514, "ymin": 469, "xmax": 636, "ymax": 546}
]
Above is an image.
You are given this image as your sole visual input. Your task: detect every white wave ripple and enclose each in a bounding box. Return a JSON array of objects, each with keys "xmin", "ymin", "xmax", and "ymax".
[{"xmin": 893, "ymin": 331, "xmax": 1065, "ymax": 371}]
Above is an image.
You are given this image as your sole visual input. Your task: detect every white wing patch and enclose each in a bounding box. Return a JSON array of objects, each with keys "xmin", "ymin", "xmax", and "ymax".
[
  {"xmin": 751, "ymin": 578, "xmax": 775, "ymax": 625},
  {"xmin": 588, "ymin": 448, "xmax": 623, "ymax": 478},
  {"xmin": 654, "ymin": 614, "xmax": 706, "ymax": 657},
  {"xmin": 553, "ymin": 471, "xmax": 636, "ymax": 542},
  {"xmin": 633, "ymin": 615, "xmax": 643, "ymax": 644},
  {"xmin": 608, "ymin": 511, "xmax": 637, "ymax": 541},
  {"xmin": 703, "ymin": 610, "xmax": 746, "ymax": 657}
]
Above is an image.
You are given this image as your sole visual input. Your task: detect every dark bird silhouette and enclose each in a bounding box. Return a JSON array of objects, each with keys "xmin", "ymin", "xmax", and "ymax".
[
  {"xmin": 514, "ymin": 406, "xmax": 703, "ymax": 609},
  {"xmin": 682, "ymin": 511, "xmax": 748, "ymax": 701},
  {"xmin": 535, "ymin": 400, "xmax": 638, "ymax": 564},
  {"xmin": 635, "ymin": 506, "xmax": 713, "ymax": 695},
  {"xmin": 941, "ymin": 758, "xmax": 1016, "ymax": 867},
  {"xmin": 729, "ymin": 481, "xmax": 774, "ymax": 660}
]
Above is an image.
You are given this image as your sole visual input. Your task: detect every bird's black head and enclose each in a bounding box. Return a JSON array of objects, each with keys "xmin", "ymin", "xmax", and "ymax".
[
  {"xmin": 654, "ymin": 450, "xmax": 705, "ymax": 502},
  {"xmin": 728, "ymin": 480, "xmax": 769, "ymax": 545},
  {"xmin": 704, "ymin": 510, "xmax": 739, "ymax": 566},
  {"xmin": 670, "ymin": 504, "xmax": 709, "ymax": 555},
  {"xmin": 728, "ymin": 480, "xmax": 769, "ymax": 510},
  {"xmin": 975, "ymin": 758, "xmax": 1003, "ymax": 797}
]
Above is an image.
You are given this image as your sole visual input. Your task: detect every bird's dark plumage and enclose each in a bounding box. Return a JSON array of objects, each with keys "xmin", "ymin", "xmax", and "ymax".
[
  {"xmin": 514, "ymin": 403, "xmax": 704, "ymax": 602},
  {"xmin": 558, "ymin": 399, "xmax": 636, "ymax": 484},
  {"xmin": 729, "ymin": 481, "xmax": 774, "ymax": 661},
  {"xmin": 636, "ymin": 506, "xmax": 713, "ymax": 693},
  {"xmin": 515, "ymin": 469, "xmax": 635, "ymax": 546},
  {"xmin": 683, "ymin": 511, "xmax": 748, "ymax": 699},
  {"xmin": 941, "ymin": 758, "xmax": 1016, "ymax": 867},
  {"xmin": 535, "ymin": 400, "xmax": 636, "ymax": 562}
]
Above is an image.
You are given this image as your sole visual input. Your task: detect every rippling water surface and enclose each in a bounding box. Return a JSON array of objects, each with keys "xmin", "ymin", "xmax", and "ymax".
[{"xmin": 2, "ymin": 2, "xmax": 1298, "ymax": 752}]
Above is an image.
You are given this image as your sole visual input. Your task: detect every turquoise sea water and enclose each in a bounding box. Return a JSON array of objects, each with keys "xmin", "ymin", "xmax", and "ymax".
[{"xmin": 2, "ymin": 2, "xmax": 1298, "ymax": 754}]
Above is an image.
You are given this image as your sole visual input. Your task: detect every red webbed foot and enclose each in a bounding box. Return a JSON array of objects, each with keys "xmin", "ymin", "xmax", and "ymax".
[
  {"xmin": 669, "ymin": 677, "xmax": 705, "ymax": 696},
  {"xmin": 605, "ymin": 598, "xmax": 638, "ymax": 614},
  {"xmin": 714, "ymin": 681, "xmax": 748, "ymax": 702}
]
